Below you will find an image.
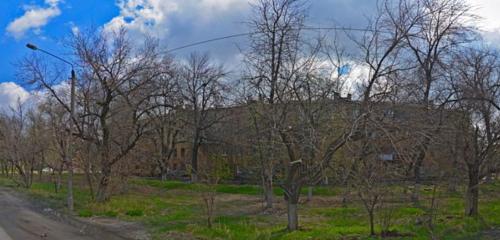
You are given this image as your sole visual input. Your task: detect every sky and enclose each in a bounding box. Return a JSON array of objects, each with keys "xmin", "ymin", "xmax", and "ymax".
[{"xmin": 1, "ymin": 0, "xmax": 500, "ymax": 111}]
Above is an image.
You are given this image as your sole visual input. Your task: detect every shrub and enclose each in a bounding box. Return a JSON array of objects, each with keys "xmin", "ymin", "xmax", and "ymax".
[
  {"xmin": 103, "ymin": 210, "xmax": 118, "ymax": 217},
  {"xmin": 126, "ymin": 209, "xmax": 144, "ymax": 217},
  {"xmin": 78, "ymin": 209, "xmax": 93, "ymax": 218}
]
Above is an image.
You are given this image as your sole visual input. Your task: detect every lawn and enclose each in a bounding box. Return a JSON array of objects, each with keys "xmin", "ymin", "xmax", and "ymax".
[{"xmin": 1, "ymin": 176, "xmax": 499, "ymax": 240}]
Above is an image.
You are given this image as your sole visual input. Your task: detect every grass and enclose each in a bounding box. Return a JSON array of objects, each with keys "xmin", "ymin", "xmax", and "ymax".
[
  {"xmin": 133, "ymin": 178, "xmax": 341, "ymax": 197},
  {"xmin": 1, "ymin": 175, "xmax": 500, "ymax": 239}
]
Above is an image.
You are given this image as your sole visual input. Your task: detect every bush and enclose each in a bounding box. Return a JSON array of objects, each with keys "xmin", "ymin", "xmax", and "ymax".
[
  {"xmin": 126, "ymin": 209, "xmax": 144, "ymax": 217},
  {"xmin": 103, "ymin": 210, "xmax": 118, "ymax": 217},
  {"xmin": 78, "ymin": 209, "xmax": 93, "ymax": 218}
]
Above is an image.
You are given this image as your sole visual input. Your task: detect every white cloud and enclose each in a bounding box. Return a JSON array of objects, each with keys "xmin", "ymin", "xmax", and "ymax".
[
  {"xmin": 470, "ymin": 0, "xmax": 500, "ymax": 46},
  {"xmin": 104, "ymin": 0, "xmax": 251, "ymax": 37},
  {"xmin": 0, "ymin": 82, "xmax": 32, "ymax": 112},
  {"xmin": 0, "ymin": 81, "xmax": 73, "ymax": 114},
  {"xmin": 472, "ymin": 0, "xmax": 500, "ymax": 31},
  {"xmin": 6, "ymin": 0, "xmax": 62, "ymax": 39},
  {"xmin": 68, "ymin": 21, "xmax": 80, "ymax": 35}
]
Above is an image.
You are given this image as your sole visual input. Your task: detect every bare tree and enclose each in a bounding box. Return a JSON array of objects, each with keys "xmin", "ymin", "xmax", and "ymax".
[
  {"xmin": 451, "ymin": 46, "xmax": 500, "ymax": 217},
  {"xmin": 352, "ymin": 157, "xmax": 389, "ymax": 237},
  {"xmin": 0, "ymin": 101, "xmax": 42, "ymax": 188},
  {"xmin": 74, "ymin": 30, "xmax": 162, "ymax": 201},
  {"xmin": 20, "ymin": 28, "xmax": 162, "ymax": 202},
  {"xmin": 179, "ymin": 53, "xmax": 226, "ymax": 183},
  {"xmin": 399, "ymin": 0, "xmax": 476, "ymax": 204},
  {"xmin": 145, "ymin": 56, "xmax": 183, "ymax": 181},
  {"xmin": 244, "ymin": 0, "xmax": 309, "ymax": 211},
  {"xmin": 38, "ymin": 97, "xmax": 71, "ymax": 193}
]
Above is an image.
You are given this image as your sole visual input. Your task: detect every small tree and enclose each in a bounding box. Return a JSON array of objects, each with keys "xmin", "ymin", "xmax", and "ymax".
[
  {"xmin": 179, "ymin": 53, "xmax": 226, "ymax": 183},
  {"xmin": 0, "ymin": 101, "xmax": 44, "ymax": 188},
  {"xmin": 451, "ymin": 46, "xmax": 500, "ymax": 217},
  {"xmin": 20, "ymin": 28, "xmax": 163, "ymax": 202},
  {"xmin": 144, "ymin": 55, "xmax": 182, "ymax": 181},
  {"xmin": 199, "ymin": 154, "xmax": 231, "ymax": 228}
]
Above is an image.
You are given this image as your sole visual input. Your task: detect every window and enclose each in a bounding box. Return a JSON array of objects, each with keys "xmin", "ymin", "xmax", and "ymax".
[
  {"xmin": 379, "ymin": 153, "xmax": 394, "ymax": 161},
  {"xmin": 384, "ymin": 109, "xmax": 395, "ymax": 118},
  {"xmin": 181, "ymin": 148, "xmax": 185, "ymax": 158}
]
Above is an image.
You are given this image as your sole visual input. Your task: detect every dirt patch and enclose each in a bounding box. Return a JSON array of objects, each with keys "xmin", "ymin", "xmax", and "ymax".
[
  {"xmin": 159, "ymin": 231, "xmax": 199, "ymax": 240},
  {"xmin": 481, "ymin": 229, "xmax": 500, "ymax": 240},
  {"xmin": 0, "ymin": 187, "xmax": 126, "ymax": 240},
  {"xmin": 380, "ymin": 230, "xmax": 415, "ymax": 238},
  {"xmin": 78, "ymin": 217, "xmax": 151, "ymax": 240},
  {"xmin": 0, "ymin": 187, "xmax": 149, "ymax": 240}
]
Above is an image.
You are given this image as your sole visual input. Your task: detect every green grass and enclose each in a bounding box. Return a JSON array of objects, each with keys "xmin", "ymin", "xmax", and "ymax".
[
  {"xmin": 1, "ymin": 175, "xmax": 500, "ymax": 240},
  {"xmin": 132, "ymin": 178, "xmax": 340, "ymax": 197}
]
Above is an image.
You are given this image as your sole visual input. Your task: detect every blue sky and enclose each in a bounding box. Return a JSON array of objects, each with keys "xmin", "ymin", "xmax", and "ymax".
[
  {"xmin": 0, "ymin": 0, "xmax": 118, "ymax": 84},
  {"xmin": 0, "ymin": 0, "xmax": 378, "ymax": 86},
  {"xmin": 1, "ymin": 0, "xmax": 500, "ymax": 111}
]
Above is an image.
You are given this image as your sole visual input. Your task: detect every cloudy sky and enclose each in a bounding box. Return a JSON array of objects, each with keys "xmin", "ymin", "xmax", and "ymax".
[{"xmin": 1, "ymin": 0, "xmax": 500, "ymax": 111}]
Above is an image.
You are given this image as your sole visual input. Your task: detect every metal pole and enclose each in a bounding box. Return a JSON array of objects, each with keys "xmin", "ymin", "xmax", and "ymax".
[
  {"xmin": 26, "ymin": 43, "xmax": 75, "ymax": 212},
  {"xmin": 67, "ymin": 69, "xmax": 76, "ymax": 212}
]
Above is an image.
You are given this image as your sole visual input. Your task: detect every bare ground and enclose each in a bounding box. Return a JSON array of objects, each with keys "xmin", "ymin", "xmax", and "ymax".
[{"xmin": 0, "ymin": 187, "xmax": 149, "ymax": 240}]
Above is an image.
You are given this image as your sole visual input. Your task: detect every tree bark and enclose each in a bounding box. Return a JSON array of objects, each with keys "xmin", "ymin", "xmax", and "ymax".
[
  {"xmin": 369, "ymin": 210, "xmax": 375, "ymax": 236},
  {"xmin": 55, "ymin": 164, "xmax": 63, "ymax": 193},
  {"xmin": 465, "ymin": 165, "xmax": 479, "ymax": 217},
  {"xmin": 411, "ymin": 156, "xmax": 423, "ymax": 206},
  {"xmin": 191, "ymin": 134, "xmax": 200, "ymax": 183},
  {"xmin": 285, "ymin": 185, "xmax": 301, "ymax": 231},
  {"xmin": 262, "ymin": 166, "xmax": 274, "ymax": 209},
  {"xmin": 83, "ymin": 159, "xmax": 95, "ymax": 200},
  {"xmin": 307, "ymin": 186, "xmax": 313, "ymax": 202},
  {"xmin": 96, "ymin": 165, "xmax": 112, "ymax": 202},
  {"xmin": 287, "ymin": 202, "xmax": 299, "ymax": 231}
]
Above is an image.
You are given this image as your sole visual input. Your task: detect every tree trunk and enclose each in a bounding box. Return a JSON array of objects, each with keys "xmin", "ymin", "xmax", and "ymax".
[
  {"xmin": 84, "ymin": 162, "xmax": 95, "ymax": 200},
  {"xmin": 10, "ymin": 163, "xmax": 14, "ymax": 178},
  {"xmin": 412, "ymin": 161, "xmax": 422, "ymax": 206},
  {"xmin": 369, "ymin": 210, "xmax": 375, "ymax": 236},
  {"xmin": 38, "ymin": 153, "xmax": 44, "ymax": 181},
  {"xmin": 96, "ymin": 165, "xmax": 112, "ymax": 202},
  {"xmin": 287, "ymin": 202, "xmax": 299, "ymax": 231},
  {"xmin": 285, "ymin": 188, "xmax": 301, "ymax": 231},
  {"xmin": 29, "ymin": 162, "xmax": 34, "ymax": 187},
  {"xmin": 191, "ymin": 140, "xmax": 199, "ymax": 183},
  {"xmin": 307, "ymin": 186, "xmax": 313, "ymax": 202},
  {"xmin": 465, "ymin": 166, "xmax": 479, "ymax": 217},
  {"xmin": 262, "ymin": 166, "xmax": 273, "ymax": 209},
  {"xmin": 1, "ymin": 163, "xmax": 6, "ymax": 176},
  {"xmin": 448, "ymin": 173, "xmax": 459, "ymax": 193},
  {"xmin": 67, "ymin": 159, "xmax": 74, "ymax": 211},
  {"xmin": 55, "ymin": 165, "xmax": 63, "ymax": 193},
  {"xmin": 159, "ymin": 157, "xmax": 168, "ymax": 181}
]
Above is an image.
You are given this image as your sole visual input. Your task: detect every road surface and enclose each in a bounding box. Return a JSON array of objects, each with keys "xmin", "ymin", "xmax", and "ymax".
[{"xmin": 0, "ymin": 188, "xmax": 125, "ymax": 240}]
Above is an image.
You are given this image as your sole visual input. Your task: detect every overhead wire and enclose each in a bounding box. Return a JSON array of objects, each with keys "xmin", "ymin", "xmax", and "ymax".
[{"xmin": 164, "ymin": 26, "xmax": 388, "ymax": 53}]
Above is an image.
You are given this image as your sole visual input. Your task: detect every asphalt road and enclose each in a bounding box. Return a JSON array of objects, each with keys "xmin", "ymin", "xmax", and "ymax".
[{"xmin": 0, "ymin": 189, "xmax": 125, "ymax": 240}]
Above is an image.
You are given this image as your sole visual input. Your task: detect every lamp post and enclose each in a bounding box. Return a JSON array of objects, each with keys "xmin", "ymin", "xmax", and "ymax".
[{"xmin": 26, "ymin": 43, "xmax": 75, "ymax": 212}]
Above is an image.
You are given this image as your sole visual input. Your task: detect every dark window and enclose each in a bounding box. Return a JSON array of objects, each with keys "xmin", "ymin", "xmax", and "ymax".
[
  {"xmin": 384, "ymin": 109, "xmax": 395, "ymax": 118},
  {"xmin": 379, "ymin": 152, "xmax": 395, "ymax": 161}
]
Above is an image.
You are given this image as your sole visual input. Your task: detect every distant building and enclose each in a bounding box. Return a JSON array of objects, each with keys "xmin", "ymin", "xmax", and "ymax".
[{"xmin": 140, "ymin": 96, "xmax": 464, "ymax": 183}]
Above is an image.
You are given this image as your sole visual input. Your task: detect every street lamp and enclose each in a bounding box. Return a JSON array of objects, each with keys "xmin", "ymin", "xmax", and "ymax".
[{"xmin": 26, "ymin": 43, "xmax": 76, "ymax": 212}]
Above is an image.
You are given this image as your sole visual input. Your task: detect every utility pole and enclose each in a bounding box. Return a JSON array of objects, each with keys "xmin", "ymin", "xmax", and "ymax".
[{"xmin": 26, "ymin": 43, "xmax": 75, "ymax": 212}]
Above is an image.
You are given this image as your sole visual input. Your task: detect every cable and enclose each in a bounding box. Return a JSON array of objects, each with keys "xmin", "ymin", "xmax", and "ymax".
[
  {"xmin": 166, "ymin": 32, "xmax": 254, "ymax": 53},
  {"xmin": 165, "ymin": 26, "xmax": 384, "ymax": 53}
]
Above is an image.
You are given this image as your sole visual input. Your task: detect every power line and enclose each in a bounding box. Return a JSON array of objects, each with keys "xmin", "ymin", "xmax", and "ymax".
[
  {"xmin": 165, "ymin": 26, "xmax": 383, "ymax": 53},
  {"xmin": 166, "ymin": 32, "xmax": 254, "ymax": 53}
]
